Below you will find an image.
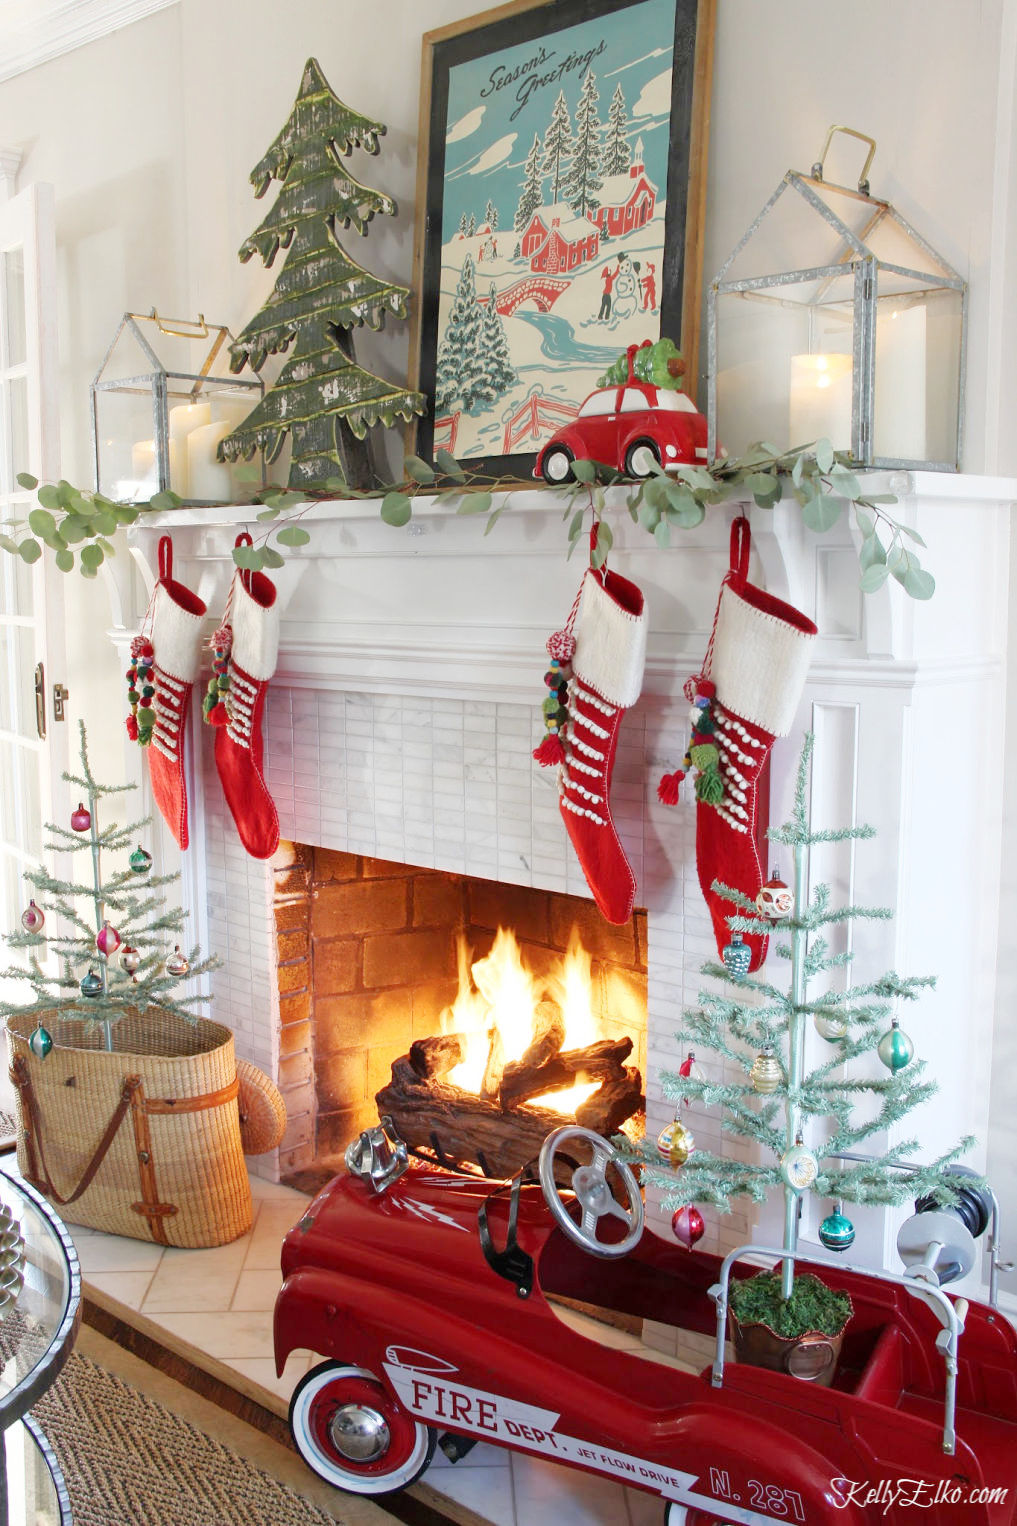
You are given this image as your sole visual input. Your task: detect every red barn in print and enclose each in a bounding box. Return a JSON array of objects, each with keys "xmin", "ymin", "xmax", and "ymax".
[{"xmin": 589, "ymin": 138, "xmax": 657, "ymax": 237}]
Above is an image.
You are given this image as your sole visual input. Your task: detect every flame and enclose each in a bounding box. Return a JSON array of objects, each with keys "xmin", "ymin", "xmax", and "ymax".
[{"xmin": 441, "ymin": 926, "xmax": 615, "ymax": 1114}]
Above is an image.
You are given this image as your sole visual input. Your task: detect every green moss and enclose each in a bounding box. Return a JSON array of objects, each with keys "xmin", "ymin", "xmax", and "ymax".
[{"xmin": 729, "ymin": 1270, "xmax": 852, "ymax": 1339}]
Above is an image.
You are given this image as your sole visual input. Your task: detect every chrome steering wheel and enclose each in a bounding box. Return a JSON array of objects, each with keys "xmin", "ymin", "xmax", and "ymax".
[{"xmin": 538, "ymin": 1126, "xmax": 643, "ymax": 1259}]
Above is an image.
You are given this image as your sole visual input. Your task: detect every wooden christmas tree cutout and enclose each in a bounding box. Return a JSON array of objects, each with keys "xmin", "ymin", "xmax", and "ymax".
[{"xmin": 220, "ymin": 58, "xmax": 425, "ymax": 491}]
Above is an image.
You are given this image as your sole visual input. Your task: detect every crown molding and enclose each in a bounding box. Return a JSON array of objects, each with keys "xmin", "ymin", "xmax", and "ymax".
[{"xmin": 0, "ymin": 0, "xmax": 178, "ymax": 85}]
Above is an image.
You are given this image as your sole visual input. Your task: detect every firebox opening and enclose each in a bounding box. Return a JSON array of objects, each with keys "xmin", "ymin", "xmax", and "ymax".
[{"xmin": 271, "ymin": 843, "xmax": 647, "ymax": 1194}]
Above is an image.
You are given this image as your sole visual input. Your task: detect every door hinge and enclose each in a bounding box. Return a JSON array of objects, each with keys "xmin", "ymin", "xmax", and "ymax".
[{"xmin": 53, "ymin": 684, "xmax": 68, "ymax": 722}]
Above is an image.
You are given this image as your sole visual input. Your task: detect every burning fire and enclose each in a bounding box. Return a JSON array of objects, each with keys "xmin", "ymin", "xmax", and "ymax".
[{"xmin": 442, "ymin": 926, "xmax": 604, "ymax": 1113}]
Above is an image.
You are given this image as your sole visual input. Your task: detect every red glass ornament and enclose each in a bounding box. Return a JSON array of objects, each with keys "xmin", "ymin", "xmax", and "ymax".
[
  {"xmin": 96, "ymin": 920, "xmax": 122, "ymax": 956},
  {"xmin": 671, "ymin": 1205, "xmax": 705, "ymax": 1249},
  {"xmin": 756, "ymin": 875, "xmax": 792, "ymax": 919},
  {"xmin": 20, "ymin": 899, "xmax": 45, "ymax": 933},
  {"xmin": 70, "ymin": 803, "xmax": 92, "ymax": 833}
]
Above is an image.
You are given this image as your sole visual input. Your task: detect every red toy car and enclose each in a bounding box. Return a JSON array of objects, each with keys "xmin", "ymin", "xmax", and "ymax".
[
  {"xmin": 275, "ymin": 1124, "xmax": 1017, "ymax": 1523},
  {"xmin": 534, "ymin": 381, "xmax": 709, "ymax": 483}
]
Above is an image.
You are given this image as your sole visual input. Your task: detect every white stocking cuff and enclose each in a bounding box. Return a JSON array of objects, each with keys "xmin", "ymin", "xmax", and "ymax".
[{"xmin": 573, "ymin": 574, "xmax": 647, "ymax": 708}]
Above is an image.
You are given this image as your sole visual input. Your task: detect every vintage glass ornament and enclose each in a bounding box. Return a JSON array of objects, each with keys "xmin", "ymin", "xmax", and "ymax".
[
  {"xmin": 818, "ymin": 1204, "xmax": 856, "ymax": 1252},
  {"xmin": 166, "ymin": 945, "xmax": 190, "ymax": 978},
  {"xmin": 756, "ymin": 875, "xmax": 793, "ymax": 919},
  {"xmin": 671, "ymin": 1205, "xmax": 705, "ymax": 1249},
  {"xmin": 96, "ymin": 920, "xmax": 121, "ymax": 957},
  {"xmin": 79, "ymin": 967, "xmax": 103, "ymax": 998},
  {"xmin": 70, "ymin": 802, "xmax": 92, "ymax": 833},
  {"xmin": 877, "ymin": 1018, "xmax": 914, "ymax": 1073},
  {"xmin": 120, "ymin": 945, "xmax": 142, "ymax": 975},
  {"xmin": 29, "ymin": 1024, "xmax": 52, "ymax": 1060},
  {"xmin": 656, "ymin": 1120, "xmax": 694, "ymax": 1167},
  {"xmin": 814, "ymin": 1009, "xmax": 848, "ymax": 1042},
  {"xmin": 678, "ymin": 1051, "xmax": 705, "ymax": 1102},
  {"xmin": 722, "ymin": 930, "xmax": 751, "ymax": 977},
  {"xmin": 20, "ymin": 899, "xmax": 45, "ymax": 933},
  {"xmin": 749, "ymin": 1045, "xmax": 782, "ymax": 1095},
  {"xmin": 780, "ymin": 1142, "xmax": 819, "ymax": 1193},
  {"xmin": 129, "ymin": 844, "xmax": 153, "ymax": 875}
]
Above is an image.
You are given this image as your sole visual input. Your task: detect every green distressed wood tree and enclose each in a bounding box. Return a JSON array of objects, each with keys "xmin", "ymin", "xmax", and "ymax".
[{"xmin": 219, "ymin": 58, "xmax": 425, "ymax": 492}]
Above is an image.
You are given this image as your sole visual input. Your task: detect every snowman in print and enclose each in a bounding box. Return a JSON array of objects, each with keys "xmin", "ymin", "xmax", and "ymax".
[{"xmin": 612, "ymin": 255, "xmax": 639, "ymax": 322}]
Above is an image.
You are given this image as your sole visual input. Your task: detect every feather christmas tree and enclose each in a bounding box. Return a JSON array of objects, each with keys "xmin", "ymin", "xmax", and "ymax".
[
  {"xmin": 626, "ymin": 733, "xmax": 971, "ymax": 1298},
  {"xmin": 0, "ymin": 722, "xmax": 216, "ymax": 1054}
]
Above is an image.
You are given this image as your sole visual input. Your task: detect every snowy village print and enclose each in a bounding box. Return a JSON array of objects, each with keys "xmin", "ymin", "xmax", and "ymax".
[{"xmin": 418, "ymin": 0, "xmax": 710, "ymax": 471}]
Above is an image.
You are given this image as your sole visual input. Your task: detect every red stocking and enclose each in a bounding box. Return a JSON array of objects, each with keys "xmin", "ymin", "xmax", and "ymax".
[
  {"xmin": 659, "ymin": 518, "xmax": 817, "ymax": 969},
  {"xmin": 145, "ymin": 536, "xmax": 207, "ymax": 850}
]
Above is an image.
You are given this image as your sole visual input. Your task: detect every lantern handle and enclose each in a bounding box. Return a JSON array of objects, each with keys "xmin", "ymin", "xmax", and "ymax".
[
  {"xmin": 145, "ymin": 308, "xmax": 211, "ymax": 340},
  {"xmin": 811, "ymin": 125, "xmax": 877, "ymax": 196}
]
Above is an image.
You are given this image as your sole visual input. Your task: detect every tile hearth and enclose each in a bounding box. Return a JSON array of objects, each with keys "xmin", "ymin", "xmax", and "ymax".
[{"xmin": 5, "ymin": 1158, "xmax": 693, "ymax": 1526}]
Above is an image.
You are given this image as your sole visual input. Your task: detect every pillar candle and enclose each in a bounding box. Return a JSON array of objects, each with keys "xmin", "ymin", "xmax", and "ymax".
[
  {"xmin": 186, "ymin": 420, "xmax": 234, "ymax": 503},
  {"xmin": 789, "ymin": 354, "xmax": 853, "ymax": 452},
  {"xmin": 168, "ymin": 401, "xmax": 212, "ymax": 498}
]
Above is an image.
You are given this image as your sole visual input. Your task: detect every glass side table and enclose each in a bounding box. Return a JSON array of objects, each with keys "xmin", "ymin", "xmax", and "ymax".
[{"xmin": 0, "ymin": 1172, "xmax": 81, "ymax": 1525}]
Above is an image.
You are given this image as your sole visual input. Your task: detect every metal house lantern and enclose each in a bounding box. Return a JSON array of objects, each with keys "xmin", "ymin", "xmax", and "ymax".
[
  {"xmin": 707, "ymin": 127, "xmax": 966, "ymax": 470},
  {"xmin": 90, "ymin": 310, "xmax": 263, "ymax": 504}
]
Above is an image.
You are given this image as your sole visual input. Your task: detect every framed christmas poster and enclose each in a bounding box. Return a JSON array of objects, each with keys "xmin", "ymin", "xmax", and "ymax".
[{"xmin": 410, "ymin": 0, "xmax": 714, "ymax": 479}]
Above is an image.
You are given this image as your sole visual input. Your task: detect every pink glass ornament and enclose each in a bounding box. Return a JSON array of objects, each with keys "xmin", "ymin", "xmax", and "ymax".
[
  {"xmin": 70, "ymin": 803, "xmax": 92, "ymax": 833},
  {"xmin": 96, "ymin": 920, "xmax": 122, "ymax": 957},
  {"xmin": 671, "ymin": 1205, "xmax": 705, "ymax": 1249}
]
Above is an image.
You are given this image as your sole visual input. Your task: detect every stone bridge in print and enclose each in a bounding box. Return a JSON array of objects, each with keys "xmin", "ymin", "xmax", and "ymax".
[{"xmin": 478, "ymin": 275, "xmax": 572, "ymax": 316}]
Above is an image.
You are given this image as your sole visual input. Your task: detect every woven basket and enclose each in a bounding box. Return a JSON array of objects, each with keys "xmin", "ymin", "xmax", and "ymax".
[{"xmin": 6, "ymin": 1008, "xmax": 253, "ymax": 1248}]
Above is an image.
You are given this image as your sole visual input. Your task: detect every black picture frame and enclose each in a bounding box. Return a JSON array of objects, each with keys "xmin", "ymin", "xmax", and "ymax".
[{"xmin": 410, "ymin": 0, "xmax": 714, "ymax": 481}]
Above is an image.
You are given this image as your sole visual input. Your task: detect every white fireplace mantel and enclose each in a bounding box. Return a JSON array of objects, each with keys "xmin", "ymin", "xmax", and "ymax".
[{"xmin": 121, "ymin": 472, "xmax": 1014, "ymax": 1296}]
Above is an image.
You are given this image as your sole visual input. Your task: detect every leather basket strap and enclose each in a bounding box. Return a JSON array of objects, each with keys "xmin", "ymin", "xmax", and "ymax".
[
  {"xmin": 10, "ymin": 1056, "xmax": 138, "ymax": 1207},
  {"xmin": 143, "ymin": 1077, "xmax": 239, "ymax": 1115}
]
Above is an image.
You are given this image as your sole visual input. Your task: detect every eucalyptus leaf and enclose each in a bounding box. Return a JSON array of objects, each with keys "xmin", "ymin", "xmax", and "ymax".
[
  {"xmin": 56, "ymin": 480, "xmax": 76, "ymax": 509},
  {"xmin": 859, "ymin": 562, "xmax": 889, "ymax": 592},
  {"xmin": 626, "ymin": 493, "xmax": 640, "ymax": 523},
  {"xmin": 854, "ymin": 507, "xmax": 876, "ymax": 536},
  {"xmin": 903, "ymin": 564, "xmax": 935, "ymax": 600},
  {"xmin": 80, "ymin": 543, "xmax": 104, "ymax": 570},
  {"xmin": 484, "ymin": 506, "xmax": 504, "ymax": 536},
  {"xmin": 791, "ymin": 455, "xmax": 805, "ymax": 489},
  {"xmin": 0, "ymin": 534, "xmax": 18, "ymax": 554},
  {"xmin": 404, "ymin": 454, "xmax": 435, "ymax": 485},
  {"xmin": 111, "ymin": 505, "xmax": 140, "ymax": 524},
  {"xmin": 149, "ymin": 490, "xmax": 182, "ymax": 512},
  {"xmin": 256, "ymin": 507, "xmax": 281, "ymax": 521},
  {"xmin": 276, "ymin": 524, "xmax": 311, "ymax": 547},
  {"xmin": 28, "ymin": 509, "xmax": 56, "ymax": 539},
  {"xmin": 858, "ymin": 534, "xmax": 886, "ymax": 572},
  {"xmin": 17, "ymin": 540, "xmax": 41, "ymax": 563},
  {"xmin": 571, "ymin": 458, "xmax": 596, "ymax": 483},
  {"xmin": 233, "ymin": 543, "xmax": 264, "ymax": 570},
  {"xmin": 814, "ymin": 438, "xmax": 835, "ymax": 473},
  {"xmin": 60, "ymin": 517, "xmax": 89, "ymax": 544},
  {"xmin": 43, "ymin": 531, "xmax": 67, "ymax": 553},
  {"xmin": 745, "ymin": 472, "xmax": 778, "ymax": 498},
  {"xmin": 591, "ymin": 537, "xmax": 608, "ymax": 569},
  {"xmin": 37, "ymin": 484, "xmax": 61, "ymax": 512},
  {"xmin": 886, "ymin": 541, "xmax": 907, "ymax": 573},
  {"xmin": 568, "ymin": 509, "xmax": 585, "ymax": 541},
  {"xmin": 261, "ymin": 546, "xmax": 285, "ymax": 568},
  {"xmin": 654, "ymin": 518, "xmax": 671, "ymax": 548},
  {"xmin": 898, "ymin": 523, "xmax": 927, "ymax": 547},
  {"xmin": 456, "ymin": 491, "xmax": 492, "ymax": 515},
  {"xmin": 380, "ymin": 492, "xmax": 412, "ymax": 527},
  {"xmin": 55, "ymin": 548, "xmax": 74, "ymax": 573},
  {"xmin": 15, "ymin": 472, "xmax": 38, "ymax": 491},
  {"xmin": 597, "ymin": 519, "xmax": 613, "ymax": 555},
  {"xmin": 92, "ymin": 510, "xmax": 118, "ymax": 536},
  {"xmin": 436, "ymin": 447, "xmax": 466, "ymax": 483},
  {"xmin": 637, "ymin": 497, "xmax": 660, "ymax": 532},
  {"xmin": 324, "ymin": 477, "xmax": 348, "ymax": 493},
  {"xmin": 829, "ymin": 465, "xmax": 861, "ymax": 500},
  {"xmin": 801, "ymin": 494, "xmax": 843, "ymax": 533}
]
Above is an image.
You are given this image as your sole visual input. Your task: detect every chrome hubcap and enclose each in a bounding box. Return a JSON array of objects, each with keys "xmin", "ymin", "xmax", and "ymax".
[
  {"xmin": 329, "ymin": 1402, "xmax": 391, "ymax": 1462},
  {"xmin": 546, "ymin": 452, "xmax": 570, "ymax": 481}
]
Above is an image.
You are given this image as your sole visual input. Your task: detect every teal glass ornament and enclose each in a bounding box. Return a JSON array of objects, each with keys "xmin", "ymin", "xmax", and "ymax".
[
  {"xmin": 819, "ymin": 1205, "xmax": 856, "ymax": 1252},
  {"xmin": 80, "ymin": 968, "xmax": 103, "ymax": 999},
  {"xmin": 29, "ymin": 1024, "xmax": 52, "ymax": 1060},
  {"xmin": 722, "ymin": 931, "xmax": 751, "ymax": 978},
  {"xmin": 877, "ymin": 1019, "xmax": 914, "ymax": 1073},
  {"xmin": 129, "ymin": 845, "xmax": 153, "ymax": 875}
]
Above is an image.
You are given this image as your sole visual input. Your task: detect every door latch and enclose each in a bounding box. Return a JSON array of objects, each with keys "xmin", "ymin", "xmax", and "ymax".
[
  {"xmin": 34, "ymin": 662, "xmax": 45, "ymax": 739},
  {"xmin": 53, "ymin": 684, "xmax": 68, "ymax": 722}
]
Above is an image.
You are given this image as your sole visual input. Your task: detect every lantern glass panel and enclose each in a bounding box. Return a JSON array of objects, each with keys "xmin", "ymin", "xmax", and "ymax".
[{"xmin": 871, "ymin": 277, "xmax": 963, "ymax": 467}]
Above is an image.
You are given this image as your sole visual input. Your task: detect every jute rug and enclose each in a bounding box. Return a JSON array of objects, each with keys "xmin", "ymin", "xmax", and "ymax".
[{"xmin": 33, "ymin": 1349, "xmax": 373, "ymax": 1526}]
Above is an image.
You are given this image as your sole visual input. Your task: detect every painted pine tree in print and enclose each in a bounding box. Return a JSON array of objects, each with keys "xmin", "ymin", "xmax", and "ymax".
[
  {"xmin": 220, "ymin": 58, "xmax": 424, "ymax": 490},
  {"xmin": 542, "ymin": 90, "xmax": 574, "ymax": 205},
  {"xmin": 514, "ymin": 134, "xmax": 544, "ymax": 233},
  {"xmin": 484, "ymin": 199, "xmax": 499, "ymax": 231},
  {"xmin": 435, "ymin": 256, "xmax": 487, "ymax": 414},
  {"xmin": 481, "ymin": 286, "xmax": 516, "ymax": 398},
  {"xmin": 564, "ymin": 71, "xmax": 602, "ymax": 219},
  {"xmin": 603, "ymin": 83, "xmax": 631, "ymax": 176}
]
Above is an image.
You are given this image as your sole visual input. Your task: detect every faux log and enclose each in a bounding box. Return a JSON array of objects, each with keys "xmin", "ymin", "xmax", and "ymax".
[
  {"xmin": 499, "ymin": 1037, "xmax": 633, "ymax": 1109},
  {"xmin": 517, "ymin": 1000, "xmax": 566, "ymax": 1071},
  {"xmin": 409, "ymin": 1034, "xmax": 465, "ymax": 1079},
  {"xmin": 480, "ymin": 1027, "xmax": 505, "ymax": 1101},
  {"xmin": 376, "ymin": 1057, "xmax": 566, "ymax": 1178},
  {"xmin": 575, "ymin": 1067, "xmax": 644, "ymax": 1136}
]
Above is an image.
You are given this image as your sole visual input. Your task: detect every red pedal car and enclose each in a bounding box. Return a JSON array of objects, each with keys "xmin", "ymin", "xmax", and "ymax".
[
  {"xmin": 534, "ymin": 380, "xmax": 709, "ymax": 484},
  {"xmin": 275, "ymin": 1124, "xmax": 1017, "ymax": 1523}
]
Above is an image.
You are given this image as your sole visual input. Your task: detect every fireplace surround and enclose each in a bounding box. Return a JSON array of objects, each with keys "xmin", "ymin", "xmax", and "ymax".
[{"xmin": 123, "ymin": 475, "xmax": 1011, "ymax": 1289}]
